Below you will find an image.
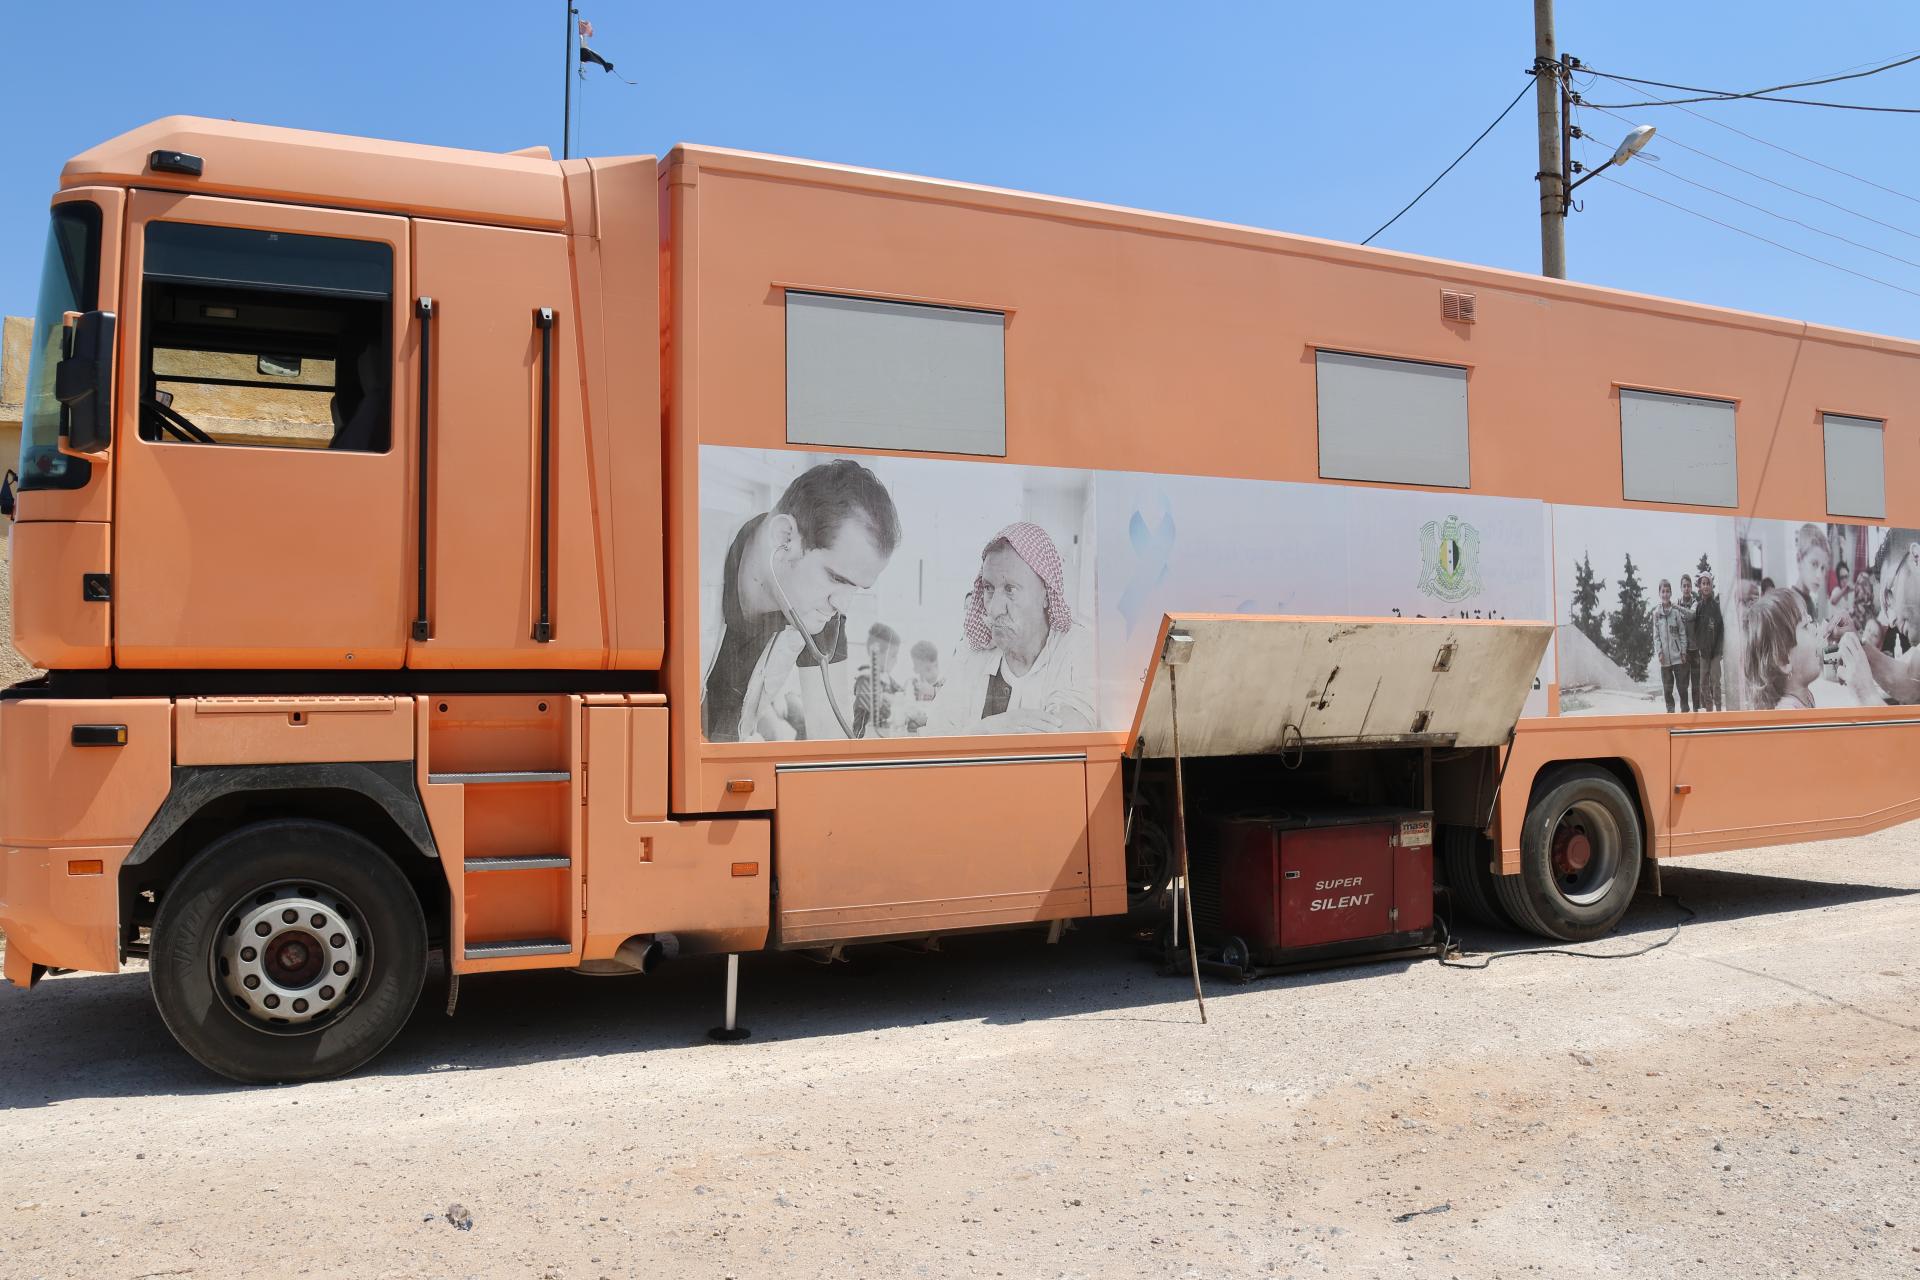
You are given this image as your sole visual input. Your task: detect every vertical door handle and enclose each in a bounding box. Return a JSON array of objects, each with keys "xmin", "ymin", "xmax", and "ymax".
[
  {"xmin": 412, "ymin": 297, "xmax": 435, "ymax": 642},
  {"xmin": 533, "ymin": 306, "xmax": 555, "ymax": 643}
]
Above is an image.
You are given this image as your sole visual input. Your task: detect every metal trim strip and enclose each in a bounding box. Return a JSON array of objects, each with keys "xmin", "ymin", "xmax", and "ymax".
[
  {"xmin": 775, "ymin": 752, "xmax": 1088, "ymax": 774},
  {"xmin": 1670, "ymin": 717, "xmax": 1920, "ymax": 737}
]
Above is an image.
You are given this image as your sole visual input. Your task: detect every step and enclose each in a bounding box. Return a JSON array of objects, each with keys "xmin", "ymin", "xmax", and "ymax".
[
  {"xmin": 427, "ymin": 770, "xmax": 570, "ymax": 786},
  {"xmin": 464, "ymin": 938, "xmax": 571, "ymax": 960},
  {"xmin": 464, "ymin": 854, "xmax": 571, "ymax": 873}
]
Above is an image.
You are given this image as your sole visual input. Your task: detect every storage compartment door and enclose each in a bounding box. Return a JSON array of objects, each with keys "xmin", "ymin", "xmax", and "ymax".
[
  {"xmin": 773, "ymin": 755, "xmax": 1090, "ymax": 946},
  {"xmin": 1131, "ymin": 614, "xmax": 1553, "ymax": 757},
  {"xmin": 408, "ymin": 219, "xmax": 603, "ymax": 668}
]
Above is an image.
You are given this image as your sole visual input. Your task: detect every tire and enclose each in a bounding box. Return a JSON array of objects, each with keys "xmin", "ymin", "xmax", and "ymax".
[
  {"xmin": 1494, "ymin": 766, "xmax": 1643, "ymax": 942},
  {"xmin": 150, "ymin": 819, "xmax": 429, "ymax": 1083},
  {"xmin": 1439, "ymin": 824, "xmax": 1513, "ymax": 931},
  {"xmin": 1126, "ymin": 812, "xmax": 1175, "ymax": 913}
]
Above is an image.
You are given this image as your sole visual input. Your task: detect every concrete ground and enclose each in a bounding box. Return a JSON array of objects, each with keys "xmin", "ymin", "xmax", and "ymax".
[{"xmin": 3, "ymin": 830, "xmax": 1918, "ymax": 1279}]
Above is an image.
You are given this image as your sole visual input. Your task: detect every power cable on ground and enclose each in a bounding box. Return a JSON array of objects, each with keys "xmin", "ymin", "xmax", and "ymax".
[{"xmin": 1435, "ymin": 896, "xmax": 1695, "ymax": 969}]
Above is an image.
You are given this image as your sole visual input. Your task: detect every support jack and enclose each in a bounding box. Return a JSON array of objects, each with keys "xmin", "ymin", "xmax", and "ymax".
[{"xmin": 707, "ymin": 952, "xmax": 751, "ymax": 1043}]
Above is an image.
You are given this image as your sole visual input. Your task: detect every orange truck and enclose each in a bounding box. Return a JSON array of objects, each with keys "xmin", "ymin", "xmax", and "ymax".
[{"xmin": 7, "ymin": 116, "xmax": 1920, "ymax": 1081}]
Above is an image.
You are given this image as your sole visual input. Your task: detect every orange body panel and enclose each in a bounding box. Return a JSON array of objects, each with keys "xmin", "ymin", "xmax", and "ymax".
[
  {"xmin": 62, "ymin": 117, "xmax": 567, "ymax": 231},
  {"xmin": 771, "ymin": 757, "xmax": 1091, "ymax": 946},
  {"xmin": 583, "ymin": 703, "xmax": 766, "ymax": 957},
  {"xmin": 0, "ymin": 699, "xmax": 172, "ymax": 974},
  {"xmin": 581, "ymin": 156, "xmax": 666, "ymax": 669},
  {"xmin": 407, "ymin": 219, "xmax": 605, "ymax": 668},
  {"xmin": 9, "ymin": 520, "xmax": 110, "ymax": 668},
  {"xmin": 175, "ymin": 696, "xmax": 415, "ymax": 765},
  {"xmin": 1084, "ymin": 744, "xmax": 1128, "ymax": 917},
  {"xmin": 1666, "ymin": 718, "xmax": 1920, "ymax": 856}
]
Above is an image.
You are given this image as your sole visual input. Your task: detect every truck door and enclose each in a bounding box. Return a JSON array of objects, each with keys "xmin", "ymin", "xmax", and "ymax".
[
  {"xmin": 407, "ymin": 220, "xmax": 603, "ymax": 669},
  {"xmin": 114, "ymin": 193, "xmax": 412, "ymax": 668}
]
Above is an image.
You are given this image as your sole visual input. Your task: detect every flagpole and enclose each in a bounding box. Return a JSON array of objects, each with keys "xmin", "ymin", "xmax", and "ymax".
[{"xmin": 562, "ymin": 2, "xmax": 576, "ymax": 159}]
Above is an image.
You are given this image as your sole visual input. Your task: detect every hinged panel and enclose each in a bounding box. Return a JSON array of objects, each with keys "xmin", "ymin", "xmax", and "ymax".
[{"xmin": 1130, "ymin": 614, "xmax": 1552, "ymax": 758}]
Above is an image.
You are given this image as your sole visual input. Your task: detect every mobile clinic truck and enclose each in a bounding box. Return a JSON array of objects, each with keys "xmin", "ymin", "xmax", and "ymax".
[{"xmin": 6, "ymin": 117, "xmax": 1919, "ymax": 1081}]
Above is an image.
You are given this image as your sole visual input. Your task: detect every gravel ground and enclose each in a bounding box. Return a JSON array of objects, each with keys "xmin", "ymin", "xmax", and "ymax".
[{"xmin": 3, "ymin": 830, "xmax": 1919, "ymax": 1280}]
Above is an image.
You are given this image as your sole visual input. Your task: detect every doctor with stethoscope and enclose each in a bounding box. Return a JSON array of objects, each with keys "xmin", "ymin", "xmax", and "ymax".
[{"xmin": 700, "ymin": 460, "xmax": 902, "ymax": 743}]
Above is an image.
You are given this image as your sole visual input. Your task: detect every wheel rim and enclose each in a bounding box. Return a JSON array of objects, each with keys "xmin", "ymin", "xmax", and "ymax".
[
  {"xmin": 1547, "ymin": 800, "xmax": 1622, "ymax": 908},
  {"xmin": 213, "ymin": 882, "xmax": 369, "ymax": 1035}
]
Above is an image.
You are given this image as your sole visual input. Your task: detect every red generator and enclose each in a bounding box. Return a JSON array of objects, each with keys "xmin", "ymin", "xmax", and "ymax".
[{"xmin": 1191, "ymin": 809, "xmax": 1437, "ymax": 976}]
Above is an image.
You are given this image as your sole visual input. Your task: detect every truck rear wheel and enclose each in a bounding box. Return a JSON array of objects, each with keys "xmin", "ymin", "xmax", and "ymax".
[
  {"xmin": 1439, "ymin": 824, "xmax": 1513, "ymax": 932},
  {"xmin": 150, "ymin": 819, "xmax": 428, "ymax": 1083},
  {"xmin": 1495, "ymin": 766, "xmax": 1642, "ymax": 942}
]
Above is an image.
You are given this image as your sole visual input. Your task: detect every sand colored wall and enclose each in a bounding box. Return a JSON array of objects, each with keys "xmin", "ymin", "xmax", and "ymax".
[{"xmin": 1, "ymin": 316, "xmax": 34, "ymax": 684}]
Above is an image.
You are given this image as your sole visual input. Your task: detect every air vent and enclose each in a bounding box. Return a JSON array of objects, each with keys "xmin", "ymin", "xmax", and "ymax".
[{"xmin": 1441, "ymin": 289, "xmax": 1477, "ymax": 324}]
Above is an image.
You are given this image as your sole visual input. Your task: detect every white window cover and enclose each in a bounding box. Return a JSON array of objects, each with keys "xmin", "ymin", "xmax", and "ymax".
[
  {"xmin": 1823, "ymin": 413, "xmax": 1885, "ymax": 520},
  {"xmin": 1315, "ymin": 350, "xmax": 1469, "ymax": 488},
  {"xmin": 786, "ymin": 291, "xmax": 1006, "ymax": 456},
  {"xmin": 1619, "ymin": 389, "xmax": 1737, "ymax": 508}
]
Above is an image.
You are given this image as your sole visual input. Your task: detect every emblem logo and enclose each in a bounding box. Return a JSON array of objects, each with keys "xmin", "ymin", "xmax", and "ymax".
[{"xmin": 1417, "ymin": 515, "xmax": 1481, "ymax": 603}]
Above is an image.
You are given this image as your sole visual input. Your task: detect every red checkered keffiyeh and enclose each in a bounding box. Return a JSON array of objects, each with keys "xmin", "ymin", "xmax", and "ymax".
[{"xmin": 963, "ymin": 522, "xmax": 1073, "ymax": 652}]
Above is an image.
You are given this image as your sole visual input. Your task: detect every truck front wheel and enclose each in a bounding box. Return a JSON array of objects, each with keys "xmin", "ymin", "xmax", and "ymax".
[
  {"xmin": 1495, "ymin": 766, "xmax": 1643, "ymax": 943},
  {"xmin": 149, "ymin": 820, "xmax": 428, "ymax": 1083}
]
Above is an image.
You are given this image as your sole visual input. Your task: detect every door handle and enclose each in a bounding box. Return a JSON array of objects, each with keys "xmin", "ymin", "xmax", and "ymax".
[
  {"xmin": 533, "ymin": 306, "xmax": 555, "ymax": 643},
  {"xmin": 412, "ymin": 296, "xmax": 435, "ymax": 642}
]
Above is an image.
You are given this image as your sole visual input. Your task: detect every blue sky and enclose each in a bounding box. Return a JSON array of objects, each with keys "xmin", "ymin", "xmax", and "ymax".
[{"xmin": 6, "ymin": 3, "xmax": 1919, "ymax": 338}]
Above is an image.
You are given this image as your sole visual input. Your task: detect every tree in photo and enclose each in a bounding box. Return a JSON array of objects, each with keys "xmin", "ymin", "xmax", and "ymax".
[
  {"xmin": 1697, "ymin": 552, "xmax": 1713, "ymax": 578},
  {"xmin": 1610, "ymin": 552, "xmax": 1653, "ymax": 682},
  {"xmin": 1571, "ymin": 552, "xmax": 1607, "ymax": 652}
]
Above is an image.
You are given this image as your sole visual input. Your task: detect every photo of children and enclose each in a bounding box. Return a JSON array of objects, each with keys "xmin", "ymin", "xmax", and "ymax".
[
  {"xmin": 699, "ymin": 447, "xmax": 1098, "ymax": 741},
  {"xmin": 1553, "ymin": 505, "xmax": 1737, "ymax": 716},
  {"xmin": 1735, "ymin": 519, "xmax": 1920, "ymax": 708}
]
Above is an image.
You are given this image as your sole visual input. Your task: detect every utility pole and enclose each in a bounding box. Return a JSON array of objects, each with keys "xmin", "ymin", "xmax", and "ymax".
[{"xmin": 1532, "ymin": 0, "xmax": 1566, "ymax": 278}]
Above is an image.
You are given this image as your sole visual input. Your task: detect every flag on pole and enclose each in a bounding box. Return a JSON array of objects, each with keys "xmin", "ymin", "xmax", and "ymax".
[
  {"xmin": 577, "ymin": 17, "xmax": 593, "ymax": 39},
  {"xmin": 579, "ymin": 43, "xmax": 615, "ymax": 73}
]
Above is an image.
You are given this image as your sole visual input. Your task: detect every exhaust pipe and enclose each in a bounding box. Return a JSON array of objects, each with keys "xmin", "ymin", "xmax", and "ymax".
[{"xmin": 572, "ymin": 933, "xmax": 680, "ymax": 977}]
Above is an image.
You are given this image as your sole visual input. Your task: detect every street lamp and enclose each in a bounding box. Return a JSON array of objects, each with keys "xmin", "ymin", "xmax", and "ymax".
[{"xmin": 1567, "ymin": 124, "xmax": 1656, "ymax": 196}]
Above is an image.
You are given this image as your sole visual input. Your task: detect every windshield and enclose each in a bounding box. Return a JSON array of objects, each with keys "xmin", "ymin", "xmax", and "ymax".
[{"xmin": 19, "ymin": 203, "xmax": 102, "ymax": 491}]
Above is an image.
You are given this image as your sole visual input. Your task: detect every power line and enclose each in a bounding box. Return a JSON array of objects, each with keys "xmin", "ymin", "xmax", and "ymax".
[
  {"xmin": 1633, "ymin": 155, "xmax": 1920, "ymax": 273},
  {"xmin": 1581, "ymin": 101, "xmax": 1920, "ymax": 245},
  {"xmin": 1596, "ymin": 171, "xmax": 1920, "ymax": 301},
  {"xmin": 1582, "ymin": 51, "xmax": 1920, "ymax": 111},
  {"xmin": 1591, "ymin": 79, "xmax": 1920, "ymax": 209},
  {"xmin": 1360, "ymin": 79, "xmax": 1534, "ymax": 246}
]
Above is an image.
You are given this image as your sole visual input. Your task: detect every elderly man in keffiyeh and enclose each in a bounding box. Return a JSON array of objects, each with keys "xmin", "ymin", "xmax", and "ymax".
[{"xmin": 919, "ymin": 521, "xmax": 1096, "ymax": 735}]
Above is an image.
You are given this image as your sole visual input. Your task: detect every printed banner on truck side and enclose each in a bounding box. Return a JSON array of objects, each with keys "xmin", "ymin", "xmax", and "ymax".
[
  {"xmin": 1089, "ymin": 469, "xmax": 1555, "ymax": 731},
  {"xmin": 1553, "ymin": 506, "xmax": 1920, "ymax": 714},
  {"xmin": 697, "ymin": 446, "xmax": 1556, "ymax": 742}
]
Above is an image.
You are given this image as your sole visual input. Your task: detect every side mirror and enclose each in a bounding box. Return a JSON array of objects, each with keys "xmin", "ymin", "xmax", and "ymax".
[{"xmin": 56, "ymin": 310, "xmax": 116, "ymax": 454}]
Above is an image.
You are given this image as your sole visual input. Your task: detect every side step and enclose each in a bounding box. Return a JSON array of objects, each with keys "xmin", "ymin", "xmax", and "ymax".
[
  {"xmin": 428, "ymin": 770, "xmax": 571, "ymax": 785},
  {"xmin": 465, "ymin": 855, "xmax": 571, "ymax": 872},
  {"xmin": 464, "ymin": 938, "xmax": 571, "ymax": 960}
]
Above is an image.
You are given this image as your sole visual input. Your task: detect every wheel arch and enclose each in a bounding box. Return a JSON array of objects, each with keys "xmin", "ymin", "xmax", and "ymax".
[
  {"xmin": 119, "ymin": 763, "xmax": 446, "ymax": 957},
  {"xmin": 1517, "ymin": 755, "xmax": 1657, "ymax": 865}
]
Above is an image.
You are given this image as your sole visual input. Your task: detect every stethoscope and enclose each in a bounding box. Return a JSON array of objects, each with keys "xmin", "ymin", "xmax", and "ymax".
[
  {"xmin": 699, "ymin": 541, "xmax": 857, "ymax": 742},
  {"xmin": 765, "ymin": 545, "xmax": 860, "ymax": 739}
]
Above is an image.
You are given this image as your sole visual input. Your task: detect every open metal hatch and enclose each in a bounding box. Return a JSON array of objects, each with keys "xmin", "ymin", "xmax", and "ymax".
[{"xmin": 1128, "ymin": 614, "xmax": 1553, "ymax": 759}]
